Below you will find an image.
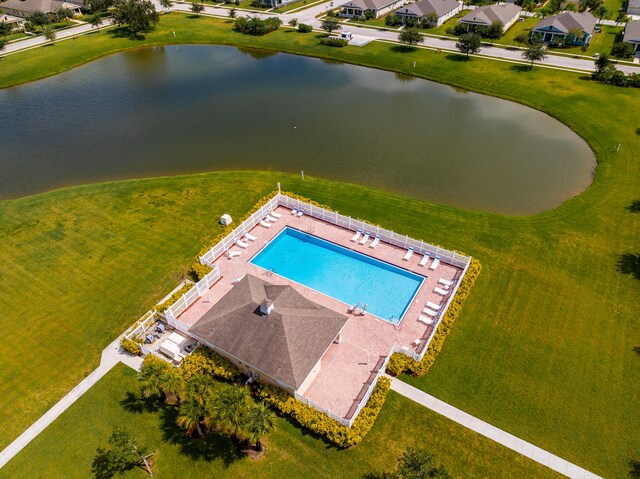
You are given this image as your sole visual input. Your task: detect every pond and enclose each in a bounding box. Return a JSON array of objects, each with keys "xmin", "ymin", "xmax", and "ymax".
[{"xmin": 0, "ymin": 45, "xmax": 595, "ymax": 214}]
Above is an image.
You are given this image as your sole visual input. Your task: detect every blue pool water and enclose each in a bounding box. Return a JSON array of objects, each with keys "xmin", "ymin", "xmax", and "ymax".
[{"xmin": 250, "ymin": 227, "xmax": 424, "ymax": 324}]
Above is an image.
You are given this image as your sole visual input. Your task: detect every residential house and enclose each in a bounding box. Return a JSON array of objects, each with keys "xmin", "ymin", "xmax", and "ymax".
[
  {"xmin": 0, "ymin": 0, "xmax": 81, "ymax": 20},
  {"xmin": 0, "ymin": 13, "xmax": 26, "ymax": 30},
  {"xmin": 458, "ymin": 3, "xmax": 522, "ymax": 31},
  {"xmin": 623, "ymin": 20, "xmax": 640, "ymax": 53},
  {"xmin": 393, "ymin": 0, "xmax": 462, "ymax": 26},
  {"xmin": 189, "ymin": 274, "xmax": 349, "ymax": 395},
  {"xmin": 339, "ymin": 0, "xmax": 404, "ymax": 19},
  {"xmin": 531, "ymin": 11, "xmax": 597, "ymax": 45},
  {"xmin": 628, "ymin": 0, "xmax": 640, "ymax": 16}
]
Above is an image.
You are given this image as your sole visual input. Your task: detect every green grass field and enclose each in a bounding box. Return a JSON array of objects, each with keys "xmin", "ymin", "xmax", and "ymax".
[
  {"xmin": 0, "ymin": 364, "xmax": 561, "ymax": 478},
  {"xmin": 0, "ymin": 13, "xmax": 639, "ymax": 478}
]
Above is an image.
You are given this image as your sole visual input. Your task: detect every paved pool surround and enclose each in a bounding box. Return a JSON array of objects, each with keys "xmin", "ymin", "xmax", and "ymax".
[{"xmin": 179, "ymin": 206, "xmax": 462, "ymax": 419}]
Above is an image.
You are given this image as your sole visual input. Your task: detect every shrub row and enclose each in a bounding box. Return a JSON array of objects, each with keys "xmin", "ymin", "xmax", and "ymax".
[
  {"xmin": 320, "ymin": 37, "xmax": 349, "ymax": 47},
  {"xmin": 234, "ymin": 16, "xmax": 282, "ymax": 35},
  {"xmin": 156, "ymin": 282, "xmax": 194, "ymax": 313},
  {"xmin": 120, "ymin": 337, "xmax": 142, "ymax": 356},
  {"xmin": 298, "ymin": 23, "xmax": 312, "ymax": 33},
  {"xmin": 178, "ymin": 347, "xmax": 242, "ymax": 381},
  {"xmin": 386, "ymin": 258, "xmax": 482, "ymax": 376},
  {"xmin": 255, "ymin": 376, "xmax": 391, "ymax": 448}
]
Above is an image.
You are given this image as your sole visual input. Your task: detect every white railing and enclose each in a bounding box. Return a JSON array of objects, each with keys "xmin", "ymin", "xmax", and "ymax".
[
  {"xmin": 199, "ymin": 196, "xmax": 281, "ymax": 266},
  {"xmin": 294, "ymin": 392, "xmax": 352, "ymax": 427},
  {"xmin": 276, "ymin": 193, "xmax": 471, "ymax": 269},
  {"xmin": 124, "ymin": 309, "xmax": 157, "ymax": 341},
  {"xmin": 164, "ymin": 266, "xmax": 221, "ymax": 321}
]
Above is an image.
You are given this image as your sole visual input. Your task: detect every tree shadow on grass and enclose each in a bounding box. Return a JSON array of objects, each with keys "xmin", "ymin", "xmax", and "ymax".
[
  {"xmin": 633, "ymin": 346, "xmax": 640, "ymax": 356},
  {"xmin": 636, "ymin": 127, "xmax": 640, "ymax": 136},
  {"xmin": 120, "ymin": 391, "xmax": 161, "ymax": 414},
  {"xmin": 444, "ymin": 54, "xmax": 469, "ymax": 62},
  {"xmin": 629, "ymin": 458, "xmax": 640, "ymax": 479},
  {"xmin": 617, "ymin": 253, "xmax": 640, "ymax": 280},
  {"xmin": 627, "ymin": 200, "xmax": 640, "ymax": 213},
  {"xmin": 278, "ymin": 412, "xmax": 339, "ymax": 450},
  {"xmin": 159, "ymin": 407, "xmax": 241, "ymax": 466},
  {"xmin": 510, "ymin": 63, "xmax": 533, "ymax": 73},
  {"xmin": 390, "ymin": 45, "xmax": 417, "ymax": 54},
  {"xmin": 107, "ymin": 26, "xmax": 149, "ymax": 41}
]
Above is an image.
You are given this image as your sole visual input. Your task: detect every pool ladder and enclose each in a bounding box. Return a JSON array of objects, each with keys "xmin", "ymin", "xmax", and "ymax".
[{"xmin": 351, "ymin": 302, "xmax": 367, "ymax": 316}]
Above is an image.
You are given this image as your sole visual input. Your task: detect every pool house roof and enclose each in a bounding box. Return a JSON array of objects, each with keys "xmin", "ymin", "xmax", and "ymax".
[{"xmin": 189, "ymin": 274, "xmax": 349, "ymax": 390}]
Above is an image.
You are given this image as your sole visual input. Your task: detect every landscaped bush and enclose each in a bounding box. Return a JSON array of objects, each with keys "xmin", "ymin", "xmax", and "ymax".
[
  {"xmin": 156, "ymin": 282, "xmax": 193, "ymax": 313},
  {"xmin": 298, "ymin": 23, "xmax": 312, "ymax": 33},
  {"xmin": 612, "ymin": 41, "xmax": 635, "ymax": 59},
  {"xmin": 387, "ymin": 258, "xmax": 482, "ymax": 376},
  {"xmin": 320, "ymin": 37, "xmax": 348, "ymax": 47},
  {"xmin": 234, "ymin": 16, "xmax": 282, "ymax": 35},
  {"xmin": 446, "ymin": 23, "xmax": 467, "ymax": 36},
  {"xmin": 120, "ymin": 337, "xmax": 142, "ymax": 356},
  {"xmin": 179, "ymin": 347, "xmax": 242, "ymax": 381},
  {"xmin": 385, "ymin": 14, "xmax": 402, "ymax": 26},
  {"xmin": 256, "ymin": 376, "xmax": 391, "ymax": 448}
]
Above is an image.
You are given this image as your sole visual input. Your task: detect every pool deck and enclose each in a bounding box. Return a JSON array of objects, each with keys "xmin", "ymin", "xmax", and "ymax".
[{"xmin": 178, "ymin": 206, "xmax": 462, "ymax": 420}]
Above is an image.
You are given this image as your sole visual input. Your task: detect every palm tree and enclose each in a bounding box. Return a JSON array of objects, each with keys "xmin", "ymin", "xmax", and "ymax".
[
  {"xmin": 246, "ymin": 402, "xmax": 275, "ymax": 452},
  {"xmin": 161, "ymin": 368, "xmax": 184, "ymax": 405},
  {"xmin": 208, "ymin": 384, "xmax": 250, "ymax": 443},
  {"xmin": 184, "ymin": 373, "xmax": 215, "ymax": 406},
  {"xmin": 176, "ymin": 400, "xmax": 206, "ymax": 437},
  {"xmin": 138, "ymin": 359, "xmax": 168, "ymax": 401}
]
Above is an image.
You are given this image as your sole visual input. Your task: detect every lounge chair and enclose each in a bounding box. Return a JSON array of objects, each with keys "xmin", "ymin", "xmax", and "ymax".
[
  {"xmin": 351, "ymin": 229, "xmax": 362, "ymax": 242},
  {"xmin": 266, "ymin": 214, "xmax": 278, "ymax": 222},
  {"xmin": 291, "ymin": 208, "xmax": 298, "ymax": 215},
  {"xmin": 260, "ymin": 219, "xmax": 272, "ymax": 228},
  {"xmin": 227, "ymin": 250, "xmax": 241, "ymax": 258},
  {"xmin": 429, "ymin": 256, "xmax": 441, "ymax": 271},
  {"xmin": 402, "ymin": 248, "xmax": 414, "ymax": 261},
  {"xmin": 419, "ymin": 253, "xmax": 430, "ymax": 267},
  {"xmin": 271, "ymin": 211, "xmax": 282, "ymax": 219},
  {"xmin": 438, "ymin": 278, "xmax": 453, "ymax": 288},
  {"xmin": 418, "ymin": 315, "xmax": 434, "ymax": 326},
  {"xmin": 236, "ymin": 240, "xmax": 249, "ymax": 249},
  {"xmin": 359, "ymin": 233, "xmax": 370, "ymax": 245},
  {"xmin": 422, "ymin": 307, "xmax": 438, "ymax": 318},
  {"xmin": 369, "ymin": 235, "xmax": 380, "ymax": 248},
  {"xmin": 426, "ymin": 301, "xmax": 441, "ymax": 311},
  {"xmin": 296, "ymin": 210, "xmax": 304, "ymax": 217},
  {"xmin": 434, "ymin": 286, "xmax": 448, "ymax": 296},
  {"xmin": 245, "ymin": 233, "xmax": 257, "ymax": 242}
]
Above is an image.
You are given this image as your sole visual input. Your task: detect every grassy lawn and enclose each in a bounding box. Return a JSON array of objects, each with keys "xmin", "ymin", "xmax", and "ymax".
[
  {"xmin": 235, "ymin": 0, "xmax": 271, "ymax": 10},
  {"xmin": 5, "ymin": 31, "xmax": 31, "ymax": 42},
  {"xmin": 346, "ymin": 15, "xmax": 394, "ymax": 28},
  {"xmin": 273, "ymin": 0, "xmax": 329, "ymax": 13},
  {"xmin": 0, "ymin": 13, "xmax": 639, "ymax": 479},
  {"xmin": 421, "ymin": 10, "xmax": 470, "ymax": 36},
  {"xmin": 548, "ymin": 25, "xmax": 623, "ymax": 56},
  {"xmin": 0, "ymin": 364, "xmax": 561, "ymax": 478}
]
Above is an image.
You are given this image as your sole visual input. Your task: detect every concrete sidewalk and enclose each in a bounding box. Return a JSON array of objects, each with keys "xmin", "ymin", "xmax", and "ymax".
[
  {"xmin": 0, "ymin": 337, "xmax": 143, "ymax": 470},
  {"xmin": 389, "ymin": 378, "xmax": 603, "ymax": 479}
]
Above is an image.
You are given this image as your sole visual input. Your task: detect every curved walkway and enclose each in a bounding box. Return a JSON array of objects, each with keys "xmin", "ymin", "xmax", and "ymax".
[{"xmin": 389, "ymin": 377, "xmax": 603, "ymax": 479}]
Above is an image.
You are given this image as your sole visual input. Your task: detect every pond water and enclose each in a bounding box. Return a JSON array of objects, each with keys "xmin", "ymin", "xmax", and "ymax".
[{"xmin": 0, "ymin": 45, "xmax": 595, "ymax": 214}]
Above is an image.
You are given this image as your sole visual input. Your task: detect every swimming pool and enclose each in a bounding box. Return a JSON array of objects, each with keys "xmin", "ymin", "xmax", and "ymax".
[{"xmin": 250, "ymin": 227, "xmax": 424, "ymax": 324}]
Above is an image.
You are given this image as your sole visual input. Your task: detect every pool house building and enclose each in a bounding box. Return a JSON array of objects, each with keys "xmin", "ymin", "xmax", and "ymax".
[{"xmin": 160, "ymin": 192, "xmax": 471, "ymax": 427}]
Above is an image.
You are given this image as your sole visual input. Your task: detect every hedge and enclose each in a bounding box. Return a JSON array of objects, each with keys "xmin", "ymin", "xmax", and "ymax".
[
  {"xmin": 156, "ymin": 282, "xmax": 194, "ymax": 313},
  {"xmin": 120, "ymin": 337, "xmax": 142, "ymax": 356},
  {"xmin": 178, "ymin": 347, "xmax": 242, "ymax": 381},
  {"xmin": 386, "ymin": 258, "xmax": 482, "ymax": 376},
  {"xmin": 189, "ymin": 191, "xmax": 327, "ymax": 280},
  {"xmin": 255, "ymin": 376, "xmax": 391, "ymax": 448}
]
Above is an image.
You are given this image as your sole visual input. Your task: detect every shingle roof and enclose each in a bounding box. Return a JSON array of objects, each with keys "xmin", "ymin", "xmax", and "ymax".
[
  {"xmin": 395, "ymin": 0, "xmax": 460, "ymax": 18},
  {"xmin": 459, "ymin": 3, "xmax": 522, "ymax": 26},
  {"xmin": 190, "ymin": 274, "xmax": 349, "ymax": 390},
  {"xmin": 623, "ymin": 20, "xmax": 640, "ymax": 43},
  {"xmin": 0, "ymin": 0, "xmax": 79, "ymax": 14},
  {"xmin": 532, "ymin": 11, "xmax": 596, "ymax": 35},
  {"xmin": 628, "ymin": 0, "xmax": 640, "ymax": 12},
  {"xmin": 341, "ymin": 0, "xmax": 399, "ymax": 12}
]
